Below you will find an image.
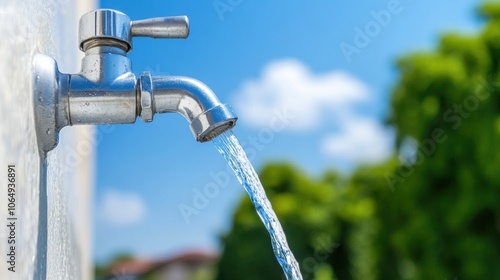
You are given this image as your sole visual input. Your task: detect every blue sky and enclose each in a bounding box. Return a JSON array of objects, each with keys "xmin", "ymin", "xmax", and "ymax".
[{"xmin": 94, "ymin": 0, "xmax": 483, "ymax": 264}]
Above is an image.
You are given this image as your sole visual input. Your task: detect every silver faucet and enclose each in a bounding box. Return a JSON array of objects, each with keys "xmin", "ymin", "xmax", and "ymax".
[{"xmin": 33, "ymin": 9, "xmax": 237, "ymax": 153}]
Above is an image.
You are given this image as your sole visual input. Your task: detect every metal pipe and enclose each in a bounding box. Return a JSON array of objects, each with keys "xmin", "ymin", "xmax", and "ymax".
[{"xmin": 138, "ymin": 73, "xmax": 237, "ymax": 142}]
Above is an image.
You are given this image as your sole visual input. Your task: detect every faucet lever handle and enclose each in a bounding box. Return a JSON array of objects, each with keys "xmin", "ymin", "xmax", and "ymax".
[
  {"xmin": 131, "ymin": 16, "xmax": 189, "ymax": 39},
  {"xmin": 79, "ymin": 10, "xmax": 190, "ymax": 52}
]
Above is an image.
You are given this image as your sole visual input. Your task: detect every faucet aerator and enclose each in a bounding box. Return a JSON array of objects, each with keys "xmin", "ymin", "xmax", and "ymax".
[{"xmin": 190, "ymin": 104, "xmax": 237, "ymax": 142}]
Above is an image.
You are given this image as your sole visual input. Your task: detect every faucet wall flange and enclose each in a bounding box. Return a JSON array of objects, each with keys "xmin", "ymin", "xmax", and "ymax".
[{"xmin": 33, "ymin": 54, "xmax": 69, "ymax": 154}]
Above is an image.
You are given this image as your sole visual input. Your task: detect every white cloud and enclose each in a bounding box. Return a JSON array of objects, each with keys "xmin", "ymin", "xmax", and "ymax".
[
  {"xmin": 233, "ymin": 58, "xmax": 370, "ymax": 131},
  {"xmin": 321, "ymin": 118, "xmax": 394, "ymax": 166},
  {"xmin": 99, "ymin": 189, "xmax": 146, "ymax": 226},
  {"xmin": 233, "ymin": 58, "xmax": 394, "ymax": 166}
]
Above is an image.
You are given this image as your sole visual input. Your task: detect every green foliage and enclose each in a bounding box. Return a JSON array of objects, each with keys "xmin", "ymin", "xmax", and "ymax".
[
  {"xmin": 479, "ymin": 2, "xmax": 500, "ymax": 20},
  {"xmin": 380, "ymin": 2, "xmax": 500, "ymax": 279},
  {"xmin": 314, "ymin": 263, "xmax": 336, "ymax": 280},
  {"xmin": 215, "ymin": 3, "xmax": 500, "ymax": 280}
]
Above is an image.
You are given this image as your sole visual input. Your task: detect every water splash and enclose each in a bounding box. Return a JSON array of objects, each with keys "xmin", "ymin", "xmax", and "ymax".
[{"xmin": 213, "ymin": 130, "xmax": 303, "ymax": 280}]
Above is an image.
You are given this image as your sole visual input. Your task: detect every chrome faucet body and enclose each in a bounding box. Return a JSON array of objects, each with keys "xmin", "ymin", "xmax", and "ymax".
[{"xmin": 33, "ymin": 9, "xmax": 237, "ymax": 153}]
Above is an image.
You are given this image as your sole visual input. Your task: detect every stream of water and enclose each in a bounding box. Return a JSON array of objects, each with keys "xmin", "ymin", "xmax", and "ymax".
[{"xmin": 213, "ymin": 130, "xmax": 303, "ymax": 280}]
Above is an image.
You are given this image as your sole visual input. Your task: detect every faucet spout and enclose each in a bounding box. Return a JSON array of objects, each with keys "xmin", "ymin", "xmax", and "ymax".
[{"xmin": 139, "ymin": 73, "xmax": 237, "ymax": 142}]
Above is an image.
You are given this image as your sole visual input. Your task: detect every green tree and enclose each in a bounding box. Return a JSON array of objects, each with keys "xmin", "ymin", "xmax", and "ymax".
[{"xmin": 376, "ymin": 3, "xmax": 500, "ymax": 279}]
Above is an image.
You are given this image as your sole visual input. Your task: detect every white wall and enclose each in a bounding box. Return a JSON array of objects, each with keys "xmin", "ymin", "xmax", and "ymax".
[{"xmin": 0, "ymin": 0, "xmax": 95, "ymax": 279}]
